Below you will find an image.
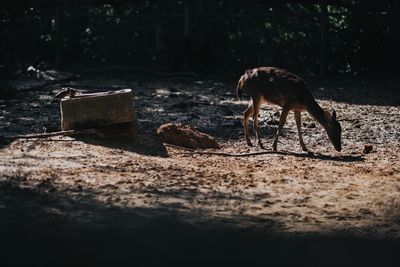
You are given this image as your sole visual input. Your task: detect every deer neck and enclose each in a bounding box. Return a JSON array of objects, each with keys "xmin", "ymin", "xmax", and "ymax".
[{"xmin": 306, "ymin": 100, "xmax": 327, "ymax": 128}]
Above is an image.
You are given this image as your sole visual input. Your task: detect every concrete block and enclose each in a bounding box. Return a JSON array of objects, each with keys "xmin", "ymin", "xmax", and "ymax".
[{"xmin": 60, "ymin": 89, "xmax": 138, "ymax": 140}]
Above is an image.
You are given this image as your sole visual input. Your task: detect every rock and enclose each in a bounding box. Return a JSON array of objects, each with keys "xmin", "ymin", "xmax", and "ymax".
[
  {"xmin": 307, "ymin": 122, "xmax": 316, "ymax": 128},
  {"xmin": 303, "ymin": 122, "xmax": 316, "ymax": 128},
  {"xmin": 267, "ymin": 119, "xmax": 279, "ymax": 126},
  {"xmin": 157, "ymin": 123, "xmax": 220, "ymax": 149},
  {"xmin": 363, "ymin": 144, "xmax": 373, "ymax": 154}
]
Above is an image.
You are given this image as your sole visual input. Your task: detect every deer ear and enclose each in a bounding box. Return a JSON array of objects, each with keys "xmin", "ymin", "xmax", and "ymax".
[
  {"xmin": 332, "ymin": 109, "xmax": 337, "ymax": 121},
  {"xmin": 245, "ymin": 69, "xmax": 258, "ymax": 78},
  {"xmin": 250, "ymin": 69, "xmax": 258, "ymax": 78}
]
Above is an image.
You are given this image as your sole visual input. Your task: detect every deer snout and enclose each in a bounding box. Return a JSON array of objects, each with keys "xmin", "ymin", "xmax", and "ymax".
[{"xmin": 334, "ymin": 144, "xmax": 342, "ymax": 152}]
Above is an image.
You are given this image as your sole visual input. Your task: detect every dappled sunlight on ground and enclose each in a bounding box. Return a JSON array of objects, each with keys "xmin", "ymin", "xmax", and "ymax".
[{"xmin": 1, "ymin": 69, "xmax": 400, "ymax": 265}]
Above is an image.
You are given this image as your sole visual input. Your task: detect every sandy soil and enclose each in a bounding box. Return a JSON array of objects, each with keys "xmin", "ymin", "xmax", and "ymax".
[{"xmin": 1, "ymin": 69, "xmax": 399, "ymax": 265}]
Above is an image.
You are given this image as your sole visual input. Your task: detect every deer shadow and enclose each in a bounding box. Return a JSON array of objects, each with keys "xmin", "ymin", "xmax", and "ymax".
[
  {"xmin": 209, "ymin": 147, "xmax": 364, "ymax": 162},
  {"xmin": 278, "ymin": 150, "xmax": 364, "ymax": 162},
  {"xmin": 245, "ymin": 150, "xmax": 365, "ymax": 162}
]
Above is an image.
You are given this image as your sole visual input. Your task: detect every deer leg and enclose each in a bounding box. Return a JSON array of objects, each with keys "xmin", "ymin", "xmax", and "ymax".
[
  {"xmin": 252, "ymin": 98, "xmax": 264, "ymax": 149},
  {"xmin": 295, "ymin": 111, "xmax": 308, "ymax": 152},
  {"xmin": 272, "ymin": 108, "xmax": 289, "ymax": 151},
  {"xmin": 243, "ymin": 104, "xmax": 254, "ymax": 146}
]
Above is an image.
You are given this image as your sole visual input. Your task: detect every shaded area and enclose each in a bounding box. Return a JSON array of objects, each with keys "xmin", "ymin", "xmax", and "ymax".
[
  {"xmin": 77, "ymin": 134, "xmax": 168, "ymax": 157},
  {"xmin": 0, "ymin": 179, "xmax": 399, "ymax": 267},
  {"xmin": 309, "ymin": 76, "xmax": 400, "ymax": 106},
  {"xmin": 0, "ymin": 125, "xmax": 168, "ymax": 157}
]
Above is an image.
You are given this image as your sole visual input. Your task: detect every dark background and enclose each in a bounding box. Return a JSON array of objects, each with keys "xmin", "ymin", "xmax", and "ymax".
[{"xmin": 1, "ymin": 0, "xmax": 399, "ymax": 79}]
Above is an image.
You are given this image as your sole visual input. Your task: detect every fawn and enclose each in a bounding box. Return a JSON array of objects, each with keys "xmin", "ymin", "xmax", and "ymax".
[{"xmin": 236, "ymin": 67, "xmax": 342, "ymax": 152}]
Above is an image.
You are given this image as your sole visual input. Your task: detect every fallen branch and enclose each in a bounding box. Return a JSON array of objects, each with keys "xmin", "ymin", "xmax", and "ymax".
[{"xmin": 3, "ymin": 128, "xmax": 101, "ymax": 140}]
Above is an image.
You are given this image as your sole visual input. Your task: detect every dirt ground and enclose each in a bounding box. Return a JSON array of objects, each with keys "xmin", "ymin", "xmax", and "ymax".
[{"xmin": 1, "ymin": 68, "xmax": 400, "ymax": 266}]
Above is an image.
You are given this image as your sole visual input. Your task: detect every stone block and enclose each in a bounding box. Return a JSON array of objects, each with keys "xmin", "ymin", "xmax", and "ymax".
[{"xmin": 60, "ymin": 89, "xmax": 138, "ymax": 140}]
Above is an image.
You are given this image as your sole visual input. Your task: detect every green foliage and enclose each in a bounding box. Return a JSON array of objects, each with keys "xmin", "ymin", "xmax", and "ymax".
[{"xmin": 1, "ymin": 0, "xmax": 399, "ymax": 78}]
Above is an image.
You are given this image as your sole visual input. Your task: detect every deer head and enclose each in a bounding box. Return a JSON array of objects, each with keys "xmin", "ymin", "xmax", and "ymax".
[
  {"xmin": 236, "ymin": 69, "xmax": 258, "ymax": 100},
  {"xmin": 324, "ymin": 109, "xmax": 342, "ymax": 151}
]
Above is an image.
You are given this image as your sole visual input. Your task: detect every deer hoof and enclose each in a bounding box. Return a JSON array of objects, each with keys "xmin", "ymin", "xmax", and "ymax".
[
  {"xmin": 246, "ymin": 140, "xmax": 253, "ymax": 147},
  {"xmin": 272, "ymin": 141, "xmax": 278, "ymax": 151}
]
